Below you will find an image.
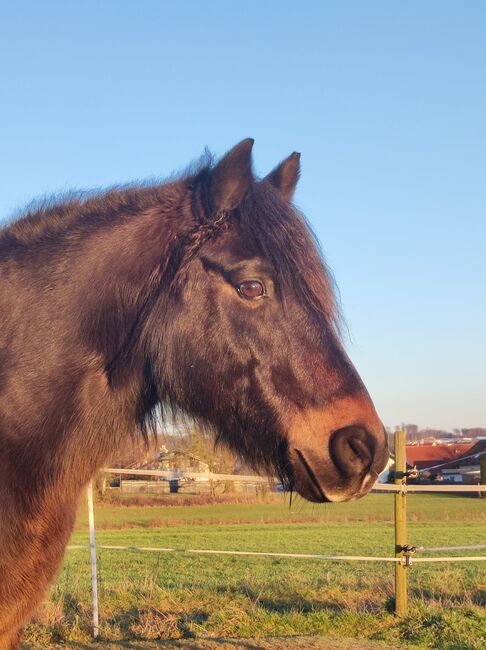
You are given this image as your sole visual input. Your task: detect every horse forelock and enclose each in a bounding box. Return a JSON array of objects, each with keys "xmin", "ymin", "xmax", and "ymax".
[
  {"xmin": 226, "ymin": 183, "xmax": 343, "ymax": 339},
  {"xmin": 167, "ymin": 171, "xmax": 342, "ymax": 342}
]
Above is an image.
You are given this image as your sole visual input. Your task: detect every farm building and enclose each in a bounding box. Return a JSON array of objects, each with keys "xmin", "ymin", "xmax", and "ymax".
[
  {"xmin": 108, "ymin": 448, "xmax": 211, "ymax": 494},
  {"xmin": 406, "ymin": 440, "xmax": 486, "ymax": 483},
  {"xmin": 406, "ymin": 442, "xmax": 474, "ymax": 471},
  {"xmin": 430, "ymin": 440, "xmax": 486, "ymax": 483},
  {"xmin": 153, "ymin": 448, "xmax": 210, "ymax": 474},
  {"xmin": 117, "ymin": 447, "xmax": 211, "ymax": 475},
  {"xmin": 377, "ymin": 454, "xmax": 395, "ymax": 482}
]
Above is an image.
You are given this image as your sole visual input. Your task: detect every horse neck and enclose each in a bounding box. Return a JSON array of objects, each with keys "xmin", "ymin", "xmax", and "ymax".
[
  {"xmin": 2, "ymin": 183, "xmax": 192, "ymax": 495},
  {"xmin": 54, "ymin": 191, "xmax": 190, "ymax": 482}
]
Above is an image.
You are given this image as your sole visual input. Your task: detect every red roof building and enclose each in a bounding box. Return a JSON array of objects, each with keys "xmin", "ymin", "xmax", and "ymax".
[{"xmin": 406, "ymin": 443, "xmax": 474, "ymax": 470}]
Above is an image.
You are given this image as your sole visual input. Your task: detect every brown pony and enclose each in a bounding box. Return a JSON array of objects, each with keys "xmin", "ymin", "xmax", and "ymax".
[{"xmin": 0, "ymin": 139, "xmax": 388, "ymax": 648}]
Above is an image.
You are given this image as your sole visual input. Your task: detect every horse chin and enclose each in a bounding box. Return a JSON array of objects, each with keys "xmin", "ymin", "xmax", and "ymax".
[
  {"xmin": 288, "ymin": 448, "xmax": 379, "ymax": 504},
  {"xmin": 291, "ymin": 472, "xmax": 373, "ymax": 504}
]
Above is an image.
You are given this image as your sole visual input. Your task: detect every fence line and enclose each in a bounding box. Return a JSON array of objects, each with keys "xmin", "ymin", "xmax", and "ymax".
[
  {"xmin": 67, "ymin": 542, "xmax": 486, "ymax": 564},
  {"xmin": 78, "ymin": 436, "xmax": 485, "ymax": 637},
  {"xmin": 416, "ymin": 544, "xmax": 486, "ymax": 552},
  {"xmin": 372, "ymin": 483, "xmax": 486, "ymax": 492},
  {"xmin": 404, "ymin": 556, "xmax": 485, "ymax": 563},
  {"xmin": 103, "ymin": 466, "xmax": 486, "ymax": 492},
  {"xmin": 103, "ymin": 466, "xmax": 270, "ymax": 482},
  {"xmin": 67, "ymin": 543, "xmax": 401, "ymax": 562}
]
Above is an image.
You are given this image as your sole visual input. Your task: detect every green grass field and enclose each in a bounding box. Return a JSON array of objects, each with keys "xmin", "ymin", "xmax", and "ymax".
[{"xmin": 24, "ymin": 493, "xmax": 485, "ymax": 650}]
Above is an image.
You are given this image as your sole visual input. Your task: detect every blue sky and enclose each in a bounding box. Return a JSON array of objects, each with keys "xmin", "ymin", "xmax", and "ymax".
[{"xmin": 1, "ymin": 1, "xmax": 484, "ymax": 429}]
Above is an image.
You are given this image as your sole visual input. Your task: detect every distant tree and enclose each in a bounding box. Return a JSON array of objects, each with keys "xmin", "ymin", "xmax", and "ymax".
[
  {"xmin": 158, "ymin": 413, "xmax": 238, "ymax": 474},
  {"xmin": 462, "ymin": 428, "xmax": 486, "ymax": 439},
  {"xmin": 186, "ymin": 427, "xmax": 238, "ymax": 473}
]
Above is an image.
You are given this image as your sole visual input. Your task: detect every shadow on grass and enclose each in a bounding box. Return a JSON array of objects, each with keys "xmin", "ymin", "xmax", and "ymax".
[
  {"xmin": 409, "ymin": 586, "xmax": 485, "ymax": 608},
  {"xmin": 212, "ymin": 583, "xmax": 386, "ymax": 615}
]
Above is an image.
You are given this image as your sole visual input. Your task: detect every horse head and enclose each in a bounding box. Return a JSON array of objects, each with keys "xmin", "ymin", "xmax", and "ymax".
[{"xmin": 143, "ymin": 140, "xmax": 389, "ymax": 502}]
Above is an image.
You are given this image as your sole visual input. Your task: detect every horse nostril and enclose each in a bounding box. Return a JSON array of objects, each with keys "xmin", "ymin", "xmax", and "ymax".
[{"xmin": 329, "ymin": 427, "xmax": 375, "ymax": 478}]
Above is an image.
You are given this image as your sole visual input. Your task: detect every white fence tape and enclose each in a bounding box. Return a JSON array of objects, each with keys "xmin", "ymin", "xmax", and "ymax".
[
  {"xmin": 103, "ymin": 467, "xmax": 486, "ymax": 492},
  {"xmin": 67, "ymin": 543, "xmax": 402, "ymax": 562},
  {"xmin": 104, "ymin": 467, "xmax": 270, "ymax": 482},
  {"xmin": 372, "ymin": 483, "xmax": 486, "ymax": 492},
  {"xmin": 66, "ymin": 543, "xmax": 486, "ymax": 563}
]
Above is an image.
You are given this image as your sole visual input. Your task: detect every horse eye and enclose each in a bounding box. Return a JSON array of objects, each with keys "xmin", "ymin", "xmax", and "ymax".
[{"xmin": 237, "ymin": 280, "xmax": 265, "ymax": 300}]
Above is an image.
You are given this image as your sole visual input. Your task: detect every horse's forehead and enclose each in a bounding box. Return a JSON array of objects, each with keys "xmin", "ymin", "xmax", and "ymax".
[{"xmin": 205, "ymin": 222, "xmax": 263, "ymax": 262}]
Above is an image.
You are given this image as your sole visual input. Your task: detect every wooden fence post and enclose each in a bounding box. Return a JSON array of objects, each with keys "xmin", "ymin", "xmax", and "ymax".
[
  {"xmin": 394, "ymin": 429, "xmax": 408, "ymax": 616},
  {"xmin": 87, "ymin": 481, "xmax": 100, "ymax": 637},
  {"xmin": 480, "ymin": 453, "xmax": 486, "ymax": 498}
]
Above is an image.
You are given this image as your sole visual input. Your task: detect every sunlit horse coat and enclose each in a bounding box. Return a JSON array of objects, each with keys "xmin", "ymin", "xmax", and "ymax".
[{"xmin": 0, "ymin": 140, "xmax": 387, "ymax": 648}]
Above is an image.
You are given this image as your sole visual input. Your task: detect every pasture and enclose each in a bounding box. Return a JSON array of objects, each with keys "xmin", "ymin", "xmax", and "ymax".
[{"xmin": 24, "ymin": 493, "xmax": 485, "ymax": 650}]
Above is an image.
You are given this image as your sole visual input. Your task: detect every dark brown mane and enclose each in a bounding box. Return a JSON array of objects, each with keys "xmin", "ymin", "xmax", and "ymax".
[
  {"xmin": 0, "ymin": 151, "xmax": 213, "ymax": 253},
  {"xmin": 1, "ymin": 161, "xmax": 341, "ymax": 339},
  {"xmin": 1, "ymin": 182, "xmax": 182, "ymax": 254},
  {"xmin": 0, "ymin": 161, "xmax": 341, "ymax": 340}
]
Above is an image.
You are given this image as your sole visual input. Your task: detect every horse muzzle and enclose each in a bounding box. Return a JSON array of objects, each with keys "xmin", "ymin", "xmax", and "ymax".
[{"xmin": 286, "ymin": 395, "xmax": 389, "ymax": 502}]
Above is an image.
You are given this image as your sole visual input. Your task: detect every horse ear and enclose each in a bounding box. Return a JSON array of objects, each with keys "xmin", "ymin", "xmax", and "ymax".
[
  {"xmin": 265, "ymin": 152, "xmax": 301, "ymax": 201},
  {"xmin": 208, "ymin": 138, "xmax": 254, "ymax": 214}
]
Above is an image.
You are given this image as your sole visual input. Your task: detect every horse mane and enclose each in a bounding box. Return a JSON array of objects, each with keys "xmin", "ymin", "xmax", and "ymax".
[
  {"xmin": 1, "ymin": 155, "xmax": 342, "ymax": 341},
  {"xmin": 0, "ymin": 152, "xmax": 213, "ymax": 250}
]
